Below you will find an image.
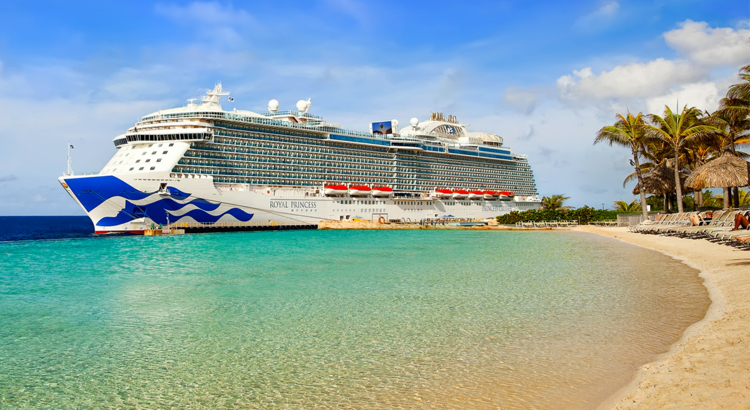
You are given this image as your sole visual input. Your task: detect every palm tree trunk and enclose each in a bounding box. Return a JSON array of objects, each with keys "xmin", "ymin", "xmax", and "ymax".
[
  {"xmin": 724, "ymin": 187, "xmax": 730, "ymax": 210},
  {"xmin": 674, "ymin": 151, "xmax": 684, "ymax": 213},
  {"xmin": 632, "ymin": 150, "xmax": 649, "ymax": 221},
  {"xmin": 697, "ymin": 190, "xmax": 703, "ymax": 208},
  {"xmin": 733, "ymin": 186, "xmax": 739, "ymax": 208},
  {"xmin": 663, "ymin": 194, "xmax": 668, "ymax": 212}
]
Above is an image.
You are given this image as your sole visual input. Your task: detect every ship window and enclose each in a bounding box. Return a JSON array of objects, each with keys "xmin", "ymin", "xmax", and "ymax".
[
  {"xmin": 145, "ymin": 159, "xmax": 151, "ymax": 163},
  {"xmin": 136, "ymin": 159, "xmax": 141, "ymax": 163},
  {"xmin": 150, "ymin": 166, "xmax": 156, "ymax": 170},
  {"xmin": 157, "ymin": 158, "xmax": 162, "ymax": 162},
  {"xmin": 148, "ymin": 144, "xmax": 153, "ymax": 147},
  {"xmin": 139, "ymin": 167, "xmax": 144, "ymax": 170},
  {"xmin": 169, "ymin": 143, "xmax": 174, "ymax": 146},
  {"xmin": 142, "ymin": 152, "xmax": 146, "ymax": 155},
  {"xmin": 158, "ymin": 144, "xmax": 163, "ymax": 147},
  {"xmin": 129, "ymin": 167, "xmax": 134, "ymax": 171},
  {"xmin": 152, "ymin": 151, "xmax": 157, "ymax": 155},
  {"xmin": 163, "ymin": 151, "xmax": 168, "ymax": 154}
]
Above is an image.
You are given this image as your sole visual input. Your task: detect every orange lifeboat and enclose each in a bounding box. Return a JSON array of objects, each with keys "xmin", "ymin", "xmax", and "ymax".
[
  {"xmin": 468, "ymin": 190, "xmax": 484, "ymax": 200},
  {"xmin": 483, "ymin": 190, "xmax": 498, "ymax": 200},
  {"xmin": 349, "ymin": 185, "xmax": 371, "ymax": 196},
  {"xmin": 324, "ymin": 185, "xmax": 348, "ymax": 196},
  {"xmin": 452, "ymin": 189, "xmax": 469, "ymax": 199},
  {"xmin": 372, "ymin": 186, "xmax": 394, "ymax": 197},
  {"xmin": 435, "ymin": 189, "xmax": 453, "ymax": 199}
]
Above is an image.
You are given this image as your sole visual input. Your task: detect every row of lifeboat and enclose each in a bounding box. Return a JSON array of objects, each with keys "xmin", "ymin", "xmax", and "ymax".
[
  {"xmin": 434, "ymin": 189, "xmax": 515, "ymax": 200},
  {"xmin": 323, "ymin": 185, "xmax": 514, "ymax": 200},
  {"xmin": 324, "ymin": 185, "xmax": 394, "ymax": 197}
]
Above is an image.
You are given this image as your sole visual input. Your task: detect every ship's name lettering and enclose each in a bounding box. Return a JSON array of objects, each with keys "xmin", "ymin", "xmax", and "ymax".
[{"xmin": 269, "ymin": 200, "xmax": 317, "ymax": 209}]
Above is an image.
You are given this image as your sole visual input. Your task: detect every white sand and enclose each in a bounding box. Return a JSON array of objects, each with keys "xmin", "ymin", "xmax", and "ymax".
[{"xmin": 574, "ymin": 226, "xmax": 750, "ymax": 410}]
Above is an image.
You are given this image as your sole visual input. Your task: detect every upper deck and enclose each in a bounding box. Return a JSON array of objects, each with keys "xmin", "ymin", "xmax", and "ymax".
[{"xmin": 116, "ymin": 84, "xmax": 526, "ymax": 162}]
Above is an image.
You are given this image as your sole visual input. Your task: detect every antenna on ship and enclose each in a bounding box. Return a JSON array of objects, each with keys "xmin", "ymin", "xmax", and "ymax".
[{"xmin": 66, "ymin": 141, "xmax": 75, "ymax": 176}]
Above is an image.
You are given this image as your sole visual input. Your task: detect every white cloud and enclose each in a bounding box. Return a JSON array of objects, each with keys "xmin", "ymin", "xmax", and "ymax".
[
  {"xmin": 664, "ymin": 20, "xmax": 750, "ymax": 66},
  {"xmin": 557, "ymin": 20, "xmax": 750, "ymax": 109},
  {"xmin": 645, "ymin": 81, "xmax": 723, "ymax": 115},
  {"xmin": 558, "ymin": 58, "xmax": 703, "ymax": 101}
]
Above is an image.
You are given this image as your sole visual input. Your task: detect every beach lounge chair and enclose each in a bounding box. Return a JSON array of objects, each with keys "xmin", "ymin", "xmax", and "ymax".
[
  {"xmin": 703, "ymin": 211, "xmax": 742, "ymax": 241},
  {"xmin": 650, "ymin": 213, "xmax": 691, "ymax": 235},
  {"xmin": 665, "ymin": 211, "xmax": 715, "ymax": 236},
  {"xmin": 671, "ymin": 210, "xmax": 726, "ymax": 238},
  {"xmin": 632, "ymin": 213, "xmax": 675, "ymax": 233}
]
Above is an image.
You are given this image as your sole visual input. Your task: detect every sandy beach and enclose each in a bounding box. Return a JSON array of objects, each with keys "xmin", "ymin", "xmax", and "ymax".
[{"xmin": 575, "ymin": 226, "xmax": 750, "ymax": 410}]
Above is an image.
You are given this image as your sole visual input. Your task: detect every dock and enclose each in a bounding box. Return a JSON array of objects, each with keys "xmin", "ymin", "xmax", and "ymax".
[
  {"xmin": 317, "ymin": 219, "xmax": 559, "ymax": 230},
  {"xmin": 168, "ymin": 221, "xmax": 317, "ymax": 234},
  {"xmin": 140, "ymin": 219, "xmax": 561, "ymax": 235}
]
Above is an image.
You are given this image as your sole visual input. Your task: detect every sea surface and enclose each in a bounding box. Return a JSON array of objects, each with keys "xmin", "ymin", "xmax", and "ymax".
[{"xmin": 0, "ymin": 217, "xmax": 709, "ymax": 409}]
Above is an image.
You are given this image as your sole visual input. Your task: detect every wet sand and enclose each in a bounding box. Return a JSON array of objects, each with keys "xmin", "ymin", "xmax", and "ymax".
[{"xmin": 576, "ymin": 226, "xmax": 750, "ymax": 410}]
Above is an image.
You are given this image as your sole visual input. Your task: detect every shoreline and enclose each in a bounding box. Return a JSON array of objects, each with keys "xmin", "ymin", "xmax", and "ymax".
[{"xmin": 575, "ymin": 226, "xmax": 749, "ymax": 409}]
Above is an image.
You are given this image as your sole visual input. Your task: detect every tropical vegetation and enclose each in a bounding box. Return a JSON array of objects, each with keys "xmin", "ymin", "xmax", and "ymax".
[
  {"xmin": 595, "ymin": 63, "xmax": 750, "ymax": 211},
  {"xmin": 540, "ymin": 194, "xmax": 571, "ymax": 210},
  {"xmin": 613, "ymin": 199, "xmax": 641, "ymax": 212},
  {"xmin": 496, "ymin": 207, "xmax": 632, "ymax": 225}
]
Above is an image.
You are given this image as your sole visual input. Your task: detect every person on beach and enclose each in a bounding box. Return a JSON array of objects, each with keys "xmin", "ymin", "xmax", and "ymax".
[
  {"xmin": 690, "ymin": 211, "xmax": 712, "ymax": 226},
  {"xmin": 731, "ymin": 212, "xmax": 750, "ymax": 231}
]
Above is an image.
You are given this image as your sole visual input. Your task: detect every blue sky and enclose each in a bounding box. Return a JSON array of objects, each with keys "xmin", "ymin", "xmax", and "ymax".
[{"xmin": 0, "ymin": 0, "xmax": 749, "ymax": 214}]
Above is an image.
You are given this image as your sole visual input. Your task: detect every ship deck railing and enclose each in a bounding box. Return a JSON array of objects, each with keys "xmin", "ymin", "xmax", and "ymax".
[{"xmin": 141, "ymin": 111, "xmax": 375, "ymax": 138}]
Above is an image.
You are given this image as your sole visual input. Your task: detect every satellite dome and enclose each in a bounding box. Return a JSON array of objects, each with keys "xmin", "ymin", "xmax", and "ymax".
[
  {"xmin": 268, "ymin": 99, "xmax": 279, "ymax": 113},
  {"xmin": 410, "ymin": 117, "xmax": 419, "ymax": 127},
  {"xmin": 296, "ymin": 100, "xmax": 308, "ymax": 112}
]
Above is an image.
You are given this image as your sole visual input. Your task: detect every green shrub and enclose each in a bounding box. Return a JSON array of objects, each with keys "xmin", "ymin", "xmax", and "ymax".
[{"xmin": 495, "ymin": 206, "xmax": 638, "ymax": 225}]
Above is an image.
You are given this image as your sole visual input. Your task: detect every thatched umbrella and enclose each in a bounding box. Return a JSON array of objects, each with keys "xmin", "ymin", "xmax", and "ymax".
[{"xmin": 685, "ymin": 152, "xmax": 750, "ymax": 190}]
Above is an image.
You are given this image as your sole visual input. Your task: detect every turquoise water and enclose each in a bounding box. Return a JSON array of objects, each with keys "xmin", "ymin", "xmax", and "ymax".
[{"xmin": 0, "ymin": 230, "xmax": 708, "ymax": 409}]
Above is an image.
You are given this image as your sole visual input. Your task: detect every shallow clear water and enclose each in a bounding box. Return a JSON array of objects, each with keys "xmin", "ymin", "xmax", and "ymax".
[{"xmin": 0, "ymin": 229, "xmax": 709, "ymax": 409}]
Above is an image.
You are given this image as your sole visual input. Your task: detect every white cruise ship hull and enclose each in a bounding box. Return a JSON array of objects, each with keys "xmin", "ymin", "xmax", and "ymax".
[{"xmin": 60, "ymin": 174, "xmax": 539, "ymax": 233}]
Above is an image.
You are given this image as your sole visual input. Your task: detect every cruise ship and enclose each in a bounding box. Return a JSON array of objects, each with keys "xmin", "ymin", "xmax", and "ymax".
[{"xmin": 59, "ymin": 84, "xmax": 540, "ymax": 233}]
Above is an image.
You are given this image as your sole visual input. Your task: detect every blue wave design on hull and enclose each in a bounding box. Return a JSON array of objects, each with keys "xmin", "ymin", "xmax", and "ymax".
[
  {"xmin": 96, "ymin": 200, "xmax": 253, "ymax": 227},
  {"xmin": 65, "ymin": 176, "xmax": 158, "ymax": 212},
  {"xmin": 64, "ymin": 176, "xmax": 195, "ymax": 212},
  {"xmin": 64, "ymin": 176, "xmax": 254, "ymax": 227},
  {"xmin": 177, "ymin": 208, "xmax": 254, "ymax": 224}
]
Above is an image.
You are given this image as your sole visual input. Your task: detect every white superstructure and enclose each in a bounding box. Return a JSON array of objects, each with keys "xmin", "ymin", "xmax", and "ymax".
[{"xmin": 59, "ymin": 84, "xmax": 540, "ymax": 233}]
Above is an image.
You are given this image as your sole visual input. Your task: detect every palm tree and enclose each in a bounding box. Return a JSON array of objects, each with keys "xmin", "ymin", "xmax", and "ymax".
[
  {"xmin": 683, "ymin": 141, "xmax": 715, "ymax": 207},
  {"xmin": 726, "ymin": 64, "xmax": 750, "ymax": 103},
  {"xmin": 701, "ymin": 190, "xmax": 721, "ymax": 208},
  {"xmin": 613, "ymin": 199, "xmax": 641, "ymax": 212},
  {"xmin": 647, "ymin": 105, "xmax": 718, "ymax": 213},
  {"xmin": 595, "ymin": 112, "xmax": 650, "ymax": 220},
  {"xmin": 540, "ymin": 194, "xmax": 570, "ymax": 210}
]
